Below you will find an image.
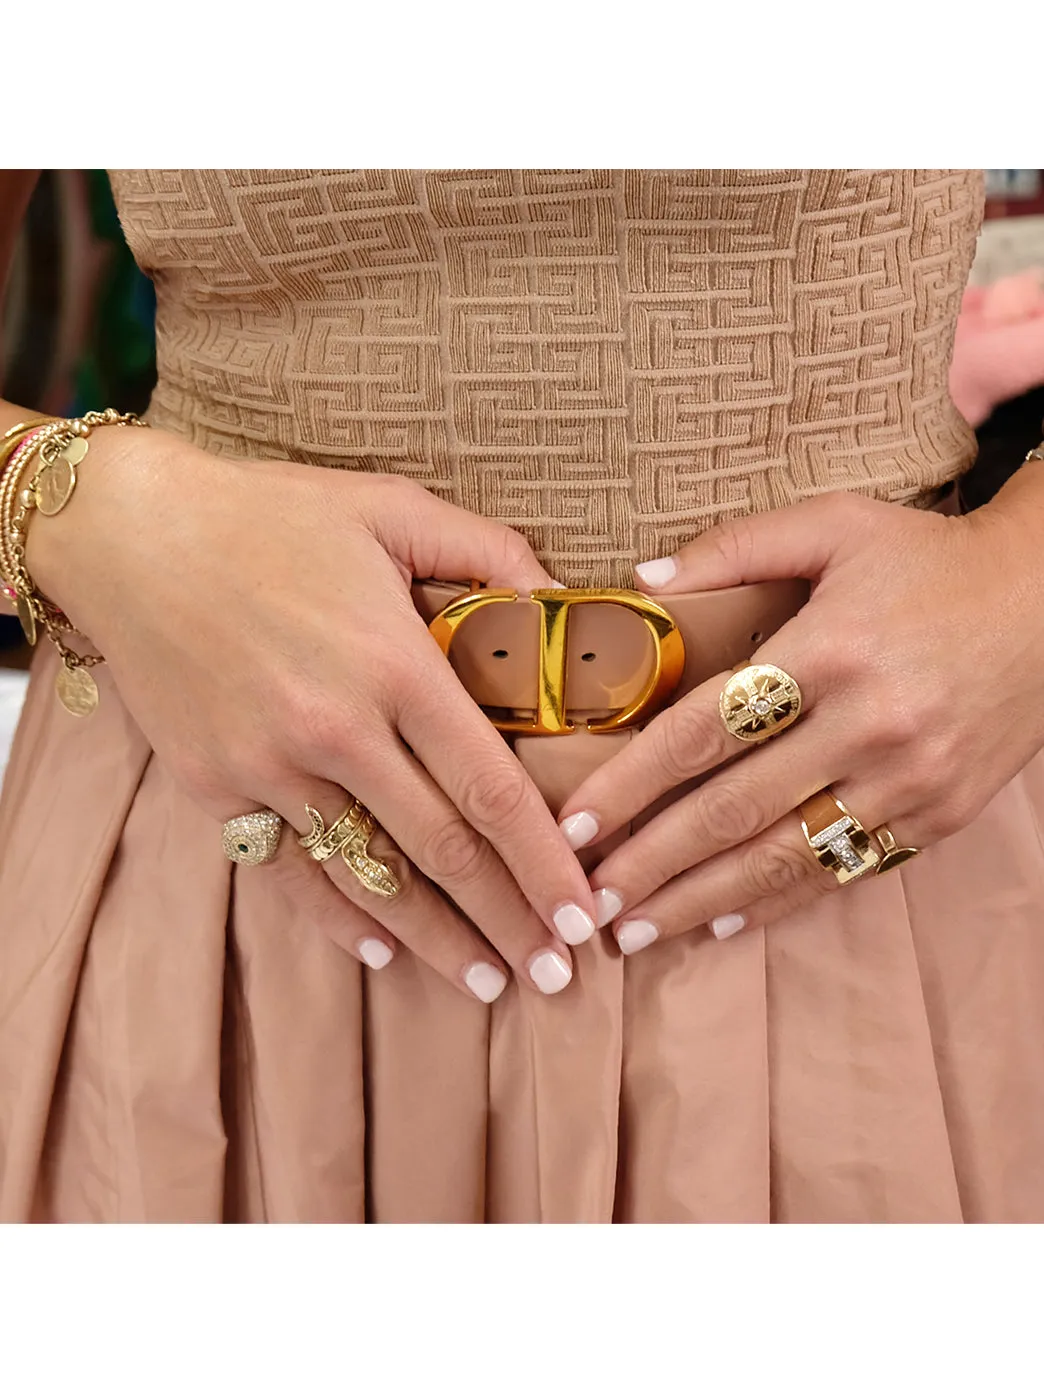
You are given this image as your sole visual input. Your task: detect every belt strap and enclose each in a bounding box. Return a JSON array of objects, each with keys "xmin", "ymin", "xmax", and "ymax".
[{"xmin": 412, "ymin": 577, "xmax": 810, "ymax": 720}]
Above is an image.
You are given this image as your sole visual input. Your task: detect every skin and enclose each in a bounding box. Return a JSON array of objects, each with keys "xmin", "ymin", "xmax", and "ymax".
[
  {"xmin": 557, "ymin": 464, "xmax": 1044, "ymax": 954},
  {"xmin": 16, "ymin": 417, "xmax": 597, "ymax": 1001}
]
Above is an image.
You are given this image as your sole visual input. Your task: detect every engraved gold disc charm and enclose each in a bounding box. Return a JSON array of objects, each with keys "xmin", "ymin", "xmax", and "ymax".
[
  {"xmin": 55, "ymin": 663, "xmax": 99, "ymax": 717},
  {"xmin": 16, "ymin": 592, "xmax": 37, "ymax": 645},
  {"xmin": 719, "ymin": 663, "xmax": 802, "ymax": 743},
  {"xmin": 36, "ymin": 435, "xmax": 87, "ymax": 515}
]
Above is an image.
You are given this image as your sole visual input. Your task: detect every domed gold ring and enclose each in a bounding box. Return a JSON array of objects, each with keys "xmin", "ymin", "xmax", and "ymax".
[{"xmin": 719, "ymin": 663, "xmax": 802, "ymax": 744}]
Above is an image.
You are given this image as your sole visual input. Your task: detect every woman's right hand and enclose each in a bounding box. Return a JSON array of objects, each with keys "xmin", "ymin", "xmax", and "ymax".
[{"xmin": 26, "ymin": 426, "xmax": 597, "ymax": 1001}]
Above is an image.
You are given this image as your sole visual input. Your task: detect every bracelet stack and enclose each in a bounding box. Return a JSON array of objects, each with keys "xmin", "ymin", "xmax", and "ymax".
[{"xmin": 0, "ymin": 408, "xmax": 148, "ymax": 716}]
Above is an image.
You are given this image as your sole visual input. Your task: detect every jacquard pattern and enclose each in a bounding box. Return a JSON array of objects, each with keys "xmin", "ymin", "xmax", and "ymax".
[{"xmin": 108, "ymin": 170, "xmax": 983, "ymax": 587}]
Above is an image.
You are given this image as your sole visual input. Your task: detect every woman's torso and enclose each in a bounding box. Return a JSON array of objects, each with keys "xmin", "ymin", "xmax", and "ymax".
[{"xmin": 109, "ymin": 168, "xmax": 983, "ymax": 585}]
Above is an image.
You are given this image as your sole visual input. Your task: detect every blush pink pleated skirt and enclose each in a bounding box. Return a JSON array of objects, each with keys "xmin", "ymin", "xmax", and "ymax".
[{"xmin": 3, "ymin": 642, "xmax": 1044, "ymax": 1222}]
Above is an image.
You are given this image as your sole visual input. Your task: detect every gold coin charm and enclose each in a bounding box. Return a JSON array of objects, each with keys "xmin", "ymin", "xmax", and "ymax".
[
  {"xmin": 36, "ymin": 455, "xmax": 77, "ymax": 516},
  {"xmin": 719, "ymin": 662, "xmax": 802, "ymax": 743},
  {"xmin": 55, "ymin": 663, "xmax": 99, "ymax": 717},
  {"xmin": 16, "ymin": 591, "xmax": 37, "ymax": 645}
]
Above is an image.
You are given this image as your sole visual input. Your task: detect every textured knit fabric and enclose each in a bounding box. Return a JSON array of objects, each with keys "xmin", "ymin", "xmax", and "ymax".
[{"xmin": 107, "ymin": 169, "xmax": 982, "ymax": 584}]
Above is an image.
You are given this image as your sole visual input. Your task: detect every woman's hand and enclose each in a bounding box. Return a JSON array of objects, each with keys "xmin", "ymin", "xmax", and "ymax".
[
  {"xmin": 556, "ymin": 469, "xmax": 1044, "ymax": 954},
  {"xmin": 27, "ymin": 428, "xmax": 596, "ymax": 1000}
]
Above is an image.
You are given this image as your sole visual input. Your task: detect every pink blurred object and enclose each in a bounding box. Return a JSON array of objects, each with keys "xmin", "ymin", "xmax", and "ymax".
[{"xmin": 950, "ymin": 268, "xmax": 1044, "ymax": 426}]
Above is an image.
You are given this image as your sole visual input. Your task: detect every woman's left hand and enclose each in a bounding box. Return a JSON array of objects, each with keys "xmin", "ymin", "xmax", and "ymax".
[{"xmin": 555, "ymin": 472, "xmax": 1044, "ymax": 954}]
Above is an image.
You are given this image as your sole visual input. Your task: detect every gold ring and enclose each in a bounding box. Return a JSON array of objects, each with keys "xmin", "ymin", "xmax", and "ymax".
[
  {"xmin": 873, "ymin": 824, "xmax": 921, "ymax": 874},
  {"xmin": 799, "ymin": 789, "xmax": 880, "ymax": 886},
  {"xmin": 719, "ymin": 663, "xmax": 802, "ymax": 743},
  {"xmin": 299, "ymin": 799, "xmax": 401, "ymax": 898},
  {"xmin": 222, "ymin": 810, "xmax": 284, "ymax": 866}
]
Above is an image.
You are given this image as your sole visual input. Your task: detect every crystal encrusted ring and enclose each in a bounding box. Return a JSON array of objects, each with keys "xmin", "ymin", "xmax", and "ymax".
[
  {"xmin": 719, "ymin": 663, "xmax": 803, "ymax": 744},
  {"xmin": 221, "ymin": 810, "xmax": 285, "ymax": 866}
]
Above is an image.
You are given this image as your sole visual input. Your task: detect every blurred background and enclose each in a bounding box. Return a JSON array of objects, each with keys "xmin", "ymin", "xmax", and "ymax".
[{"xmin": 2, "ymin": 168, "xmax": 1044, "ymax": 784}]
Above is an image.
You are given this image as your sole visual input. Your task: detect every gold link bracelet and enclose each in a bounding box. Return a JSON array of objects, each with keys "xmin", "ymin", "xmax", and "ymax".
[{"xmin": 1, "ymin": 409, "xmax": 149, "ymax": 716}]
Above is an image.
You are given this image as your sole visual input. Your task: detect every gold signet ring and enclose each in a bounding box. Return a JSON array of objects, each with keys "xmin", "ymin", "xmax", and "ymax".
[{"xmin": 719, "ymin": 663, "xmax": 802, "ymax": 744}]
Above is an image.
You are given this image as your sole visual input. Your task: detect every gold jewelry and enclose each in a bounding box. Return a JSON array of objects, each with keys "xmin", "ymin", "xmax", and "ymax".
[
  {"xmin": 799, "ymin": 788, "xmax": 880, "ymax": 885},
  {"xmin": 299, "ymin": 799, "xmax": 401, "ymax": 898},
  {"xmin": 222, "ymin": 810, "xmax": 285, "ymax": 865},
  {"xmin": 0, "ymin": 409, "xmax": 149, "ymax": 716},
  {"xmin": 872, "ymin": 824, "xmax": 921, "ymax": 874},
  {"xmin": 719, "ymin": 663, "xmax": 803, "ymax": 743}
]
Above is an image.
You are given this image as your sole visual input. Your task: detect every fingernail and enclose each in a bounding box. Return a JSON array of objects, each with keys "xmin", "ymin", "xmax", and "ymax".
[
  {"xmin": 553, "ymin": 902, "xmax": 595, "ymax": 945},
  {"xmin": 560, "ymin": 810, "xmax": 599, "ymax": 849},
  {"xmin": 635, "ymin": 557, "xmax": 677, "ymax": 589},
  {"xmin": 359, "ymin": 938, "xmax": 394, "ymax": 970},
  {"xmin": 593, "ymin": 887, "xmax": 624, "ymax": 928},
  {"xmin": 548, "ymin": 580, "xmax": 567, "ymax": 589},
  {"xmin": 464, "ymin": 962, "xmax": 508, "ymax": 1003},
  {"xmin": 529, "ymin": 949, "xmax": 573, "ymax": 995},
  {"xmin": 711, "ymin": 912, "xmax": 746, "ymax": 940},
  {"xmin": 616, "ymin": 919, "xmax": 659, "ymax": 955}
]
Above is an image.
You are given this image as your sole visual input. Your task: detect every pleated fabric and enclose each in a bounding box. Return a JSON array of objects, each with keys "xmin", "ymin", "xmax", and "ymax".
[{"xmin": 3, "ymin": 644, "xmax": 1044, "ymax": 1222}]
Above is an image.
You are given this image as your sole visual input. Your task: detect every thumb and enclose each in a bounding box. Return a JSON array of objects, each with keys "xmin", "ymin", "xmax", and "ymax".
[
  {"xmin": 366, "ymin": 481, "xmax": 557, "ymax": 591},
  {"xmin": 632, "ymin": 494, "xmax": 854, "ymax": 594}
]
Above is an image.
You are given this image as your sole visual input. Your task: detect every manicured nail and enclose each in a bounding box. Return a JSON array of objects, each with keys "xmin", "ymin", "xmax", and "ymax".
[
  {"xmin": 711, "ymin": 912, "xmax": 746, "ymax": 940},
  {"xmin": 529, "ymin": 949, "xmax": 572, "ymax": 995},
  {"xmin": 560, "ymin": 810, "xmax": 599, "ymax": 850},
  {"xmin": 359, "ymin": 938, "xmax": 394, "ymax": 970},
  {"xmin": 464, "ymin": 962, "xmax": 508, "ymax": 1003},
  {"xmin": 616, "ymin": 919, "xmax": 659, "ymax": 955},
  {"xmin": 553, "ymin": 902, "xmax": 595, "ymax": 945},
  {"xmin": 635, "ymin": 557, "xmax": 677, "ymax": 589},
  {"xmin": 593, "ymin": 887, "xmax": 624, "ymax": 928},
  {"xmin": 548, "ymin": 580, "xmax": 567, "ymax": 589}
]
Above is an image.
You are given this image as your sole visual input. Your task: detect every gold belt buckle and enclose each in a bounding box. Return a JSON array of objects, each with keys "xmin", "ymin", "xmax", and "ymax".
[{"xmin": 428, "ymin": 587, "xmax": 686, "ymax": 735}]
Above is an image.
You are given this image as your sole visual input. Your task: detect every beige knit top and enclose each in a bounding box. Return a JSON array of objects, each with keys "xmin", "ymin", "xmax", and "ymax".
[{"xmin": 109, "ymin": 169, "xmax": 983, "ymax": 586}]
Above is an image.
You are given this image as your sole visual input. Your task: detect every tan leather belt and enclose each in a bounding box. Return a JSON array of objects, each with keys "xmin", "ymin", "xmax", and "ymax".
[{"xmin": 412, "ymin": 577, "xmax": 810, "ymax": 734}]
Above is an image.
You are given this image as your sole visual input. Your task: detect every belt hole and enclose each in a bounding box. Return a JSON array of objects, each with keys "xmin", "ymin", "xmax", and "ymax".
[
  {"xmin": 492, "ymin": 649, "xmax": 509, "ymax": 659},
  {"xmin": 750, "ymin": 631, "xmax": 763, "ymax": 645},
  {"xmin": 581, "ymin": 651, "xmax": 596, "ymax": 663}
]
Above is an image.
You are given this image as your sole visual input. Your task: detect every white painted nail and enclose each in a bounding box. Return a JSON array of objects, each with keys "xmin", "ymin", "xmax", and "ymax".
[
  {"xmin": 635, "ymin": 557, "xmax": 677, "ymax": 589},
  {"xmin": 711, "ymin": 912, "xmax": 746, "ymax": 940},
  {"xmin": 553, "ymin": 903, "xmax": 595, "ymax": 945},
  {"xmin": 616, "ymin": 919, "xmax": 659, "ymax": 955},
  {"xmin": 464, "ymin": 962, "xmax": 508, "ymax": 1003},
  {"xmin": 358, "ymin": 938, "xmax": 394, "ymax": 970},
  {"xmin": 548, "ymin": 580, "xmax": 568, "ymax": 589},
  {"xmin": 560, "ymin": 810, "xmax": 599, "ymax": 850},
  {"xmin": 529, "ymin": 949, "xmax": 573, "ymax": 995},
  {"xmin": 593, "ymin": 888, "xmax": 624, "ymax": 928}
]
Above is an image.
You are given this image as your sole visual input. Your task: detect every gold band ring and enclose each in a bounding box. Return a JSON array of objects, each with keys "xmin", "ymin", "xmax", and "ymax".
[
  {"xmin": 719, "ymin": 663, "xmax": 802, "ymax": 744},
  {"xmin": 299, "ymin": 798, "xmax": 402, "ymax": 899},
  {"xmin": 873, "ymin": 825, "xmax": 921, "ymax": 874},
  {"xmin": 222, "ymin": 810, "xmax": 285, "ymax": 866},
  {"xmin": 799, "ymin": 789, "xmax": 880, "ymax": 886}
]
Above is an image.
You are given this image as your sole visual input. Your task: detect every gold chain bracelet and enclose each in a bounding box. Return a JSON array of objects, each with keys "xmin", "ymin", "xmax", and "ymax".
[{"xmin": 1, "ymin": 408, "xmax": 149, "ymax": 717}]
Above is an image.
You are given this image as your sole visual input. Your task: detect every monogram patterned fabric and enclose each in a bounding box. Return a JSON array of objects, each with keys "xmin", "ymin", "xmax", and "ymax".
[{"xmin": 108, "ymin": 170, "xmax": 983, "ymax": 585}]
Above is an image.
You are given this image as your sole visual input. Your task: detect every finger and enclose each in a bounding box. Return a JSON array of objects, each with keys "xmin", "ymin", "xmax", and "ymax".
[
  {"xmin": 556, "ymin": 650, "xmax": 823, "ymax": 852},
  {"xmin": 283, "ymin": 780, "xmax": 573, "ymax": 1000},
  {"xmin": 396, "ymin": 654, "xmax": 597, "ymax": 943},
  {"xmin": 604, "ymin": 786, "xmax": 908, "ymax": 956},
  {"xmin": 363, "ymin": 478, "xmax": 559, "ymax": 591},
  {"xmin": 212, "ymin": 791, "xmax": 400, "ymax": 973},
  {"xmin": 587, "ymin": 717, "xmax": 839, "ymax": 922},
  {"xmin": 630, "ymin": 491, "xmax": 869, "ymax": 595}
]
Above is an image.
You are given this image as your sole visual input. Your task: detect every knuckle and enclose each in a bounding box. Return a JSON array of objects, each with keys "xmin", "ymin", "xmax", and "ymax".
[
  {"xmin": 691, "ymin": 779, "xmax": 764, "ymax": 848},
  {"xmin": 459, "ymin": 759, "xmax": 530, "ymax": 833},
  {"xmin": 653, "ymin": 701, "xmax": 718, "ymax": 783},
  {"xmin": 746, "ymin": 838, "xmax": 812, "ymax": 899},
  {"xmin": 413, "ymin": 817, "xmax": 487, "ymax": 885}
]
